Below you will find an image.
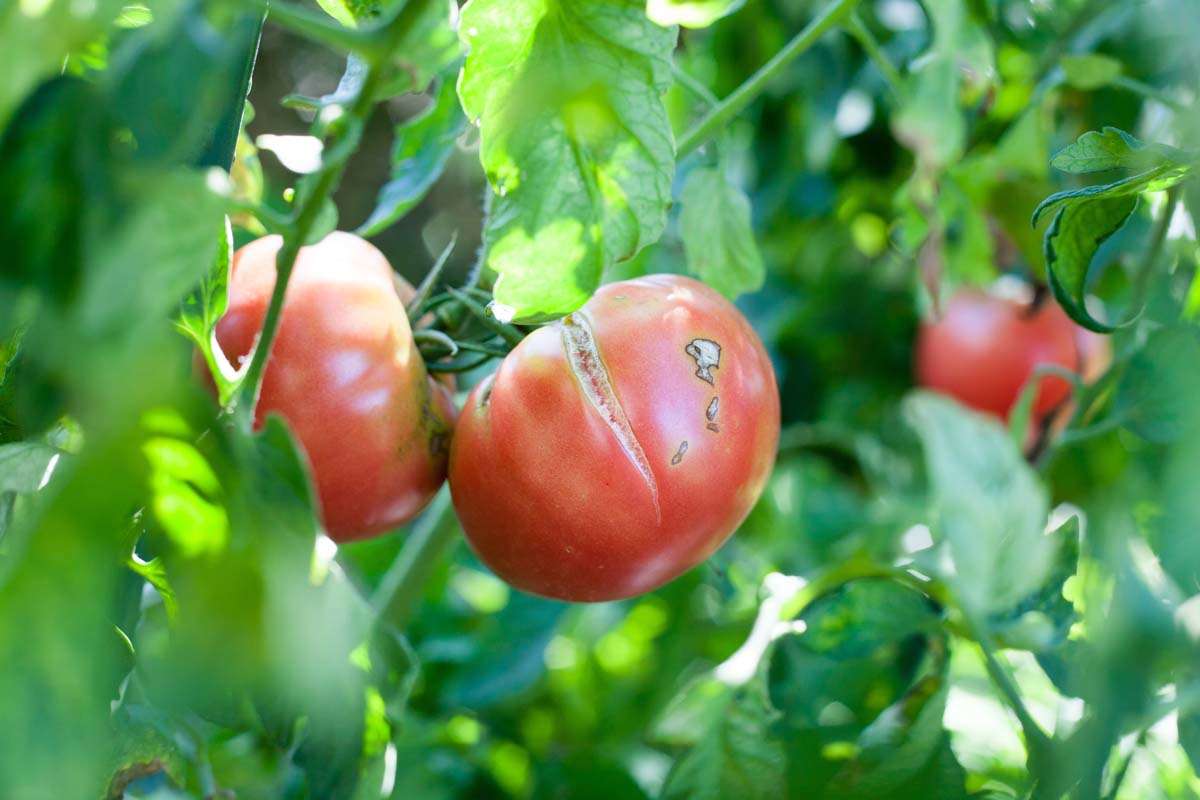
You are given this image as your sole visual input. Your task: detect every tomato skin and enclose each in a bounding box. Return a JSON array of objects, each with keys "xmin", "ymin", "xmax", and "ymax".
[
  {"xmin": 915, "ymin": 290, "xmax": 1080, "ymax": 422},
  {"xmin": 448, "ymin": 275, "xmax": 780, "ymax": 602},
  {"xmin": 214, "ymin": 232, "xmax": 455, "ymax": 542}
]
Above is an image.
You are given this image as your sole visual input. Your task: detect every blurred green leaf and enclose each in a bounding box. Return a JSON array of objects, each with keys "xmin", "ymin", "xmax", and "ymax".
[
  {"xmin": 679, "ymin": 165, "xmax": 765, "ymax": 298},
  {"xmin": 458, "ymin": 0, "xmax": 677, "ymax": 321},
  {"xmin": 660, "ymin": 674, "xmax": 785, "ymax": 800},
  {"xmin": 0, "ymin": 0, "xmax": 124, "ymax": 127},
  {"xmin": 1060, "ymin": 54, "xmax": 1123, "ymax": 90},
  {"xmin": 893, "ymin": 0, "xmax": 993, "ymax": 170},
  {"xmin": 827, "ymin": 676, "xmax": 953, "ymax": 799},
  {"xmin": 1114, "ymin": 325, "xmax": 1200, "ymax": 442},
  {"xmin": 358, "ymin": 77, "xmax": 466, "ymax": 237},
  {"xmin": 0, "ymin": 441, "xmax": 57, "ymax": 494},
  {"xmin": 905, "ymin": 393, "xmax": 1052, "ymax": 615},
  {"xmin": 646, "ymin": 0, "xmax": 744, "ymax": 29},
  {"xmin": 1047, "ymin": 128, "xmax": 1188, "ymax": 174},
  {"xmin": 108, "ymin": 4, "xmax": 262, "ymax": 167}
]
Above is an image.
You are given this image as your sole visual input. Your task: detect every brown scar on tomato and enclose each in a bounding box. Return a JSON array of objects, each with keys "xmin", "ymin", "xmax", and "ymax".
[
  {"xmin": 561, "ymin": 313, "xmax": 662, "ymax": 523},
  {"xmin": 705, "ymin": 395, "xmax": 720, "ymax": 433},
  {"xmin": 671, "ymin": 440, "xmax": 688, "ymax": 465},
  {"xmin": 685, "ymin": 338, "xmax": 721, "ymax": 384}
]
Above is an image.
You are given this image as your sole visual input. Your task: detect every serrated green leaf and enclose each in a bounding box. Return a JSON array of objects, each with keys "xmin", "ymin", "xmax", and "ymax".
[
  {"xmin": 178, "ymin": 218, "xmax": 235, "ymax": 400},
  {"xmin": 905, "ymin": 392, "xmax": 1052, "ymax": 614},
  {"xmin": 358, "ymin": 78, "xmax": 466, "ymax": 236},
  {"xmin": 679, "ymin": 166, "xmax": 764, "ymax": 298},
  {"xmin": 646, "ymin": 0, "xmax": 745, "ymax": 28},
  {"xmin": 458, "ymin": 0, "xmax": 677, "ymax": 322},
  {"xmin": 660, "ymin": 676, "xmax": 785, "ymax": 800},
  {"xmin": 1042, "ymin": 194, "xmax": 1137, "ymax": 332},
  {"xmin": 1049, "ymin": 127, "xmax": 1191, "ymax": 175},
  {"xmin": 1060, "ymin": 53, "xmax": 1122, "ymax": 90}
]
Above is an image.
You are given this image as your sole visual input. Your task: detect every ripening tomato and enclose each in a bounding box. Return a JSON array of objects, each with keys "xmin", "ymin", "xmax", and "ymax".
[
  {"xmin": 915, "ymin": 289, "xmax": 1080, "ymax": 422},
  {"xmin": 213, "ymin": 232, "xmax": 455, "ymax": 542},
  {"xmin": 448, "ymin": 275, "xmax": 780, "ymax": 602}
]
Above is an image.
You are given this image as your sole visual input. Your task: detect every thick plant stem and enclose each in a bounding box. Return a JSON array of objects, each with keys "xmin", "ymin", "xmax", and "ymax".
[
  {"xmin": 371, "ymin": 490, "xmax": 458, "ymax": 630},
  {"xmin": 676, "ymin": 0, "xmax": 862, "ymax": 157}
]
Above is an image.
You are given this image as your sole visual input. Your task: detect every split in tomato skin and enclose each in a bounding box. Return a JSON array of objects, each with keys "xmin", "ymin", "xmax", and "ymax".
[
  {"xmin": 449, "ymin": 274, "xmax": 780, "ymax": 602},
  {"xmin": 915, "ymin": 289, "xmax": 1082, "ymax": 423},
  {"xmin": 213, "ymin": 232, "xmax": 455, "ymax": 542}
]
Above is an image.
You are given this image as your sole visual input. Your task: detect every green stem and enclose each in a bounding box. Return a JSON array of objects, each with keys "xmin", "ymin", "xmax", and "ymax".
[
  {"xmin": 961, "ymin": 610, "xmax": 1054, "ymax": 759},
  {"xmin": 672, "ymin": 63, "xmax": 719, "ymax": 108},
  {"xmin": 846, "ymin": 12, "xmax": 902, "ymax": 95},
  {"xmin": 226, "ymin": 3, "xmax": 429, "ymax": 427},
  {"xmin": 371, "ymin": 490, "xmax": 457, "ymax": 630},
  {"xmin": 676, "ymin": 0, "xmax": 862, "ymax": 158},
  {"xmin": 1110, "ymin": 76, "xmax": 1187, "ymax": 113}
]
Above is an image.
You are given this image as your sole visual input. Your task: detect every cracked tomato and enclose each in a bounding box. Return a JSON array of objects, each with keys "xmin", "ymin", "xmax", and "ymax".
[
  {"xmin": 448, "ymin": 275, "xmax": 780, "ymax": 602},
  {"xmin": 213, "ymin": 232, "xmax": 455, "ymax": 542}
]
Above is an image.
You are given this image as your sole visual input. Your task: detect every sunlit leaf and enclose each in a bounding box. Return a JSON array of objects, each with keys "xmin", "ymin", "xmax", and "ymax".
[
  {"xmin": 458, "ymin": 0, "xmax": 677, "ymax": 321},
  {"xmin": 646, "ymin": 0, "xmax": 745, "ymax": 28}
]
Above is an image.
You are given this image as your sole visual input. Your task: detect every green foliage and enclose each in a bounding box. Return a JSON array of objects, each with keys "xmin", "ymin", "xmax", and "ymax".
[
  {"xmin": 905, "ymin": 393, "xmax": 1051, "ymax": 614},
  {"xmin": 1035, "ymin": 127, "xmax": 1197, "ymax": 330},
  {"xmin": 458, "ymin": 0, "xmax": 677, "ymax": 322},
  {"xmin": 358, "ymin": 77, "xmax": 467, "ymax": 237},
  {"xmin": 679, "ymin": 165, "xmax": 764, "ymax": 297}
]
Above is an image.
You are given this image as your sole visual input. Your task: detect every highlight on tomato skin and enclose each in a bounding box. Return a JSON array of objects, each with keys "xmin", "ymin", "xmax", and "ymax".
[
  {"xmin": 210, "ymin": 231, "xmax": 456, "ymax": 542},
  {"xmin": 448, "ymin": 274, "xmax": 781, "ymax": 603},
  {"xmin": 914, "ymin": 288, "xmax": 1083, "ymax": 425}
]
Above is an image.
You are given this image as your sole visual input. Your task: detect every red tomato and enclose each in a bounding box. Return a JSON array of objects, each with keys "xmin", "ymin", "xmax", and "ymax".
[
  {"xmin": 214, "ymin": 232, "xmax": 455, "ymax": 542},
  {"xmin": 915, "ymin": 289, "xmax": 1080, "ymax": 422},
  {"xmin": 448, "ymin": 275, "xmax": 780, "ymax": 602}
]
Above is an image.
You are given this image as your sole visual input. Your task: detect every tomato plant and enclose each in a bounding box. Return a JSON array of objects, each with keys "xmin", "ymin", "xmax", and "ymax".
[
  {"xmin": 2, "ymin": 0, "xmax": 1200, "ymax": 799},
  {"xmin": 450, "ymin": 275, "xmax": 779, "ymax": 601},
  {"xmin": 213, "ymin": 232, "xmax": 455, "ymax": 541}
]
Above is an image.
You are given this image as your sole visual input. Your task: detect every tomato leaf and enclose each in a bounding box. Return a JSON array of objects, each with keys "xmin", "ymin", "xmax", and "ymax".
[
  {"xmin": 0, "ymin": 0, "xmax": 123, "ymax": 128},
  {"xmin": 893, "ymin": 0, "xmax": 993, "ymax": 170},
  {"xmin": 1047, "ymin": 127, "xmax": 1193, "ymax": 176},
  {"xmin": 1114, "ymin": 325, "xmax": 1200, "ymax": 443},
  {"xmin": 458, "ymin": 0, "xmax": 677, "ymax": 322},
  {"xmin": 904, "ymin": 392, "xmax": 1052, "ymax": 615},
  {"xmin": 658, "ymin": 674, "xmax": 785, "ymax": 800},
  {"xmin": 679, "ymin": 166, "xmax": 764, "ymax": 298},
  {"xmin": 827, "ymin": 676, "xmax": 952, "ymax": 798},
  {"xmin": 358, "ymin": 77, "xmax": 466, "ymax": 236},
  {"xmin": 0, "ymin": 441, "xmax": 58, "ymax": 494},
  {"xmin": 1042, "ymin": 194, "xmax": 1137, "ymax": 332},
  {"xmin": 646, "ymin": 0, "xmax": 746, "ymax": 28},
  {"xmin": 108, "ymin": 5, "xmax": 263, "ymax": 168}
]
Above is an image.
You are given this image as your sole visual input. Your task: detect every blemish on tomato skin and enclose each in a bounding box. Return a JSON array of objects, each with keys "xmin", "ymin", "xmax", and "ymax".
[
  {"xmin": 671, "ymin": 440, "xmax": 688, "ymax": 465},
  {"xmin": 685, "ymin": 338, "xmax": 721, "ymax": 384},
  {"xmin": 560, "ymin": 313, "xmax": 662, "ymax": 523}
]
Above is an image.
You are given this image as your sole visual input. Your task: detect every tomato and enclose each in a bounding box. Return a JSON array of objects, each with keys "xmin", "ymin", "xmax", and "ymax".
[
  {"xmin": 448, "ymin": 275, "xmax": 780, "ymax": 602},
  {"xmin": 213, "ymin": 232, "xmax": 455, "ymax": 542},
  {"xmin": 915, "ymin": 289, "xmax": 1080, "ymax": 422}
]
